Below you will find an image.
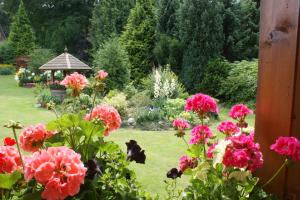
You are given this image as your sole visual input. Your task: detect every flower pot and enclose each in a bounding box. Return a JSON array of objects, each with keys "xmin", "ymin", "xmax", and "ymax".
[{"xmin": 50, "ymin": 89, "xmax": 66, "ymax": 102}]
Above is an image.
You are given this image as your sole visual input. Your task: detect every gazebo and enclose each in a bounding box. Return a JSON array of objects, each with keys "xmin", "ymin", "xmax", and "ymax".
[{"xmin": 39, "ymin": 47, "xmax": 91, "ymax": 81}]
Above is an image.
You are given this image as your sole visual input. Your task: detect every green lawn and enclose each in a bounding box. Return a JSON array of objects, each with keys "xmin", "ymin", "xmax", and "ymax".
[{"xmin": 0, "ymin": 75, "xmax": 255, "ymax": 197}]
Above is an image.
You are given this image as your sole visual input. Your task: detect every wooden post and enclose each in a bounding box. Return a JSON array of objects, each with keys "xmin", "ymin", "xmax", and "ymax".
[
  {"xmin": 51, "ymin": 70, "xmax": 55, "ymax": 82},
  {"xmin": 255, "ymin": 0, "xmax": 300, "ymax": 199}
]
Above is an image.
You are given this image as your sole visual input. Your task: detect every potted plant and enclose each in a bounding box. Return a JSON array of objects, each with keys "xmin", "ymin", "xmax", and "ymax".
[{"xmin": 48, "ymin": 80, "xmax": 66, "ymax": 101}]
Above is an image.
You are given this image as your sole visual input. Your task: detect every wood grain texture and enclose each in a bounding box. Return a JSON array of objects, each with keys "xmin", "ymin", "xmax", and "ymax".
[{"xmin": 255, "ymin": 0, "xmax": 300, "ymax": 199}]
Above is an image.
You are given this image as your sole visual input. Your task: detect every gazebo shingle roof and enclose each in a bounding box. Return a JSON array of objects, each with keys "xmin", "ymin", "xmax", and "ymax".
[{"xmin": 39, "ymin": 51, "xmax": 91, "ymax": 71}]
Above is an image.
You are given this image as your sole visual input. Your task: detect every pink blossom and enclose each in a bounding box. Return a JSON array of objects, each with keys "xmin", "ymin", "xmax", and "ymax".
[
  {"xmin": 217, "ymin": 121, "xmax": 240, "ymax": 136},
  {"xmin": 0, "ymin": 146, "xmax": 22, "ymax": 173},
  {"xmin": 85, "ymin": 105, "xmax": 121, "ymax": 136},
  {"xmin": 229, "ymin": 104, "xmax": 253, "ymax": 120},
  {"xmin": 223, "ymin": 134, "xmax": 263, "ymax": 172},
  {"xmin": 189, "ymin": 125, "xmax": 214, "ymax": 144},
  {"xmin": 207, "ymin": 142, "xmax": 218, "ymax": 159},
  {"xmin": 60, "ymin": 72, "xmax": 88, "ymax": 92},
  {"xmin": 185, "ymin": 93, "xmax": 219, "ymax": 115},
  {"xmin": 178, "ymin": 156, "xmax": 197, "ymax": 172},
  {"xmin": 24, "ymin": 147, "xmax": 87, "ymax": 200},
  {"xmin": 19, "ymin": 124, "xmax": 55, "ymax": 152},
  {"xmin": 270, "ymin": 137, "xmax": 300, "ymax": 162},
  {"xmin": 172, "ymin": 119, "xmax": 190, "ymax": 130},
  {"xmin": 96, "ymin": 70, "xmax": 108, "ymax": 80}
]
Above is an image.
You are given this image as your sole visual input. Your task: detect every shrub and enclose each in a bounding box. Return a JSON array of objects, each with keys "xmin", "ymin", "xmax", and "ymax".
[
  {"xmin": 219, "ymin": 59, "xmax": 258, "ymax": 105},
  {"xmin": 36, "ymin": 88, "xmax": 61, "ymax": 107},
  {"xmin": 129, "ymin": 91, "xmax": 153, "ymax": 109},
  {"xmin": 198, "ymin": 58, "xmax": 232, "ymax": 99},
  {"xmin": 103, "ymin": 90, "xmax": 129, "ymax": 118},
  {"xmin": 28, "ymin": 49, "xmax": 55, "ymax": 74},
  {"xmin": 0, "ymin": 65, "xmax": 15, "ymax": 75},
  {"xmin": 15, "ymin": 68, "xmax": 35, "ymax": 86},
  {"xmin": 162, "ymin": 98, "xmax": 185, "ymax": 121},
  {"xmin": 93, "ymin": 37, "xmax": 131, "ymax": 91},
  {"xmin": 135, "ymin": 106, "xmax": 169, "ymax": 130},
  {"xmin": 0, "ymin": 41, "xmax": 14, "ymax": 63},
  {"xmin": 142, "ymin": 66, "xmax": 188, "ymax": 100}
]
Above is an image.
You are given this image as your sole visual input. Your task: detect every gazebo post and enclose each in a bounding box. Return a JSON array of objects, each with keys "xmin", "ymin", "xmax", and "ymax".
[
  {"xmin": 51, "ymin": 70, "xmax": 55, "ymax": 82},
  {"xmin": 255, "ymin": 0, "xmax": 300, "ymax": 199}
]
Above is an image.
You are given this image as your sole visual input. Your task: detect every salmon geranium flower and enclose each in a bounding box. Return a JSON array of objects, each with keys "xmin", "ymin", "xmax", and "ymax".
[
  {"xmin": 19, "ymin": 124, "xmax": 55, "ymax": 152},
  {"xmin": 24, "ymin": 147, "xmax": 87, "ymax": 200},
  {"xmin": 96, "ymin": 70, "xmax": 108, "ymax": 81},
  {"xmin": 60, "ymin": 72, "xmax": 88, "ymax": 97},
  {"xmin": 84, "ymin": 105, "xmax": 121, "ymax": 136},
  {"xmin": 0, "ymin": 146, "xmax": 22, "ymax": 173}
]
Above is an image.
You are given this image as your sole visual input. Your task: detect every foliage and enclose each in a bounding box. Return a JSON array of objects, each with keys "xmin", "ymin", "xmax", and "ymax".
[
  {"xmin": 222, "ymin": 0, "xmax": 259, "ymax": 61},
  {"xmin": 0, "ymin": 41, "xmax": 14, "ymax": 63},
  {"xmin": 90, "ymin": 0, "xmax": 134, "ymax": 52},
  {"xmin": 162, "ymin": 98, "xmax": 185, "ymax": 121},
  {"xmin": 199, "ymin": 58, "xmax": 232, "ymax": 99},
  {"xmin": 120, "ymin": 0, "xmax": 157, "ymax": 83},
  {"xmin": 103, "ymin": 90, "xmax": 129, "ymax": 118},
  {"xmin": 153, "ymin": 34, "xmax": 183, "ymax": 75},
  {"xmin": 142, "ymin": 66, "xmax": 187, "ymax": 100},
  {"xmin": 219, "ymin": 59, "xmax": 258, "ymax": 105},
  {"xmin": 157, "ymin": 0, "xmax": 179, "ymax": 36},
  {"xmin": 36, "ymin": 87, "xmax": 62, "ymax": 107},
  {"xmin": 93, "ymin": 37, "xmax": 131, "ymax": 91},
  {"xmin": 0, "ymin": 64, "xmax": 15, "ymax": 75},
  {"xmin": 27, "ymin": 49, "xmax": 55, "ymax": 74},
  {"xmin": 15, "ymin": 68, "xmax": 34, "ymax": 86},
  {"xmin": 178, "ymin": 0, "xmax": 224, "ymax": 92},
  {"xmin": 135, "ymin": 106, "xmax": 169, "ymax": 130},
  {"xmin": 8, "ymin": 0, "xmax": 35, "ymax": 57}
]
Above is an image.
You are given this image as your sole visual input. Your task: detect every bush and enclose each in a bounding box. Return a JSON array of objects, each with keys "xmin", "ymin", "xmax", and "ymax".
[
  {"xmin": 0, "ymin": 65, "xmax": 15, "ymax": 75},
  {"xmin": 0, "ymin": 41, "xmax": 14, "ymax": 63},
  {"xmin": 15, "ymin": 68, "xmax": 35, "ymax": 86},
  {"xmin": 162, "ymin": 98, "xmax": 185, "ymax": 121},
  {"xmin": 129, "ymin": 91, "xmax": 153, "ymax": 109},
  {"xmin": 28, "ymin": 48, "xmax": 55, "ymax": 74},
  {"xmin": 36, "ymin": 88, "xmax": 62, "ymax": 107},
  {"xmin": 219, "ymin": 59, "xmax": 258, "ymax": 105},
  {"xmin": 198, "ymin": 59, "xmax": 232, "ymax": 99},
  {"xmin": 93, "ymin": 37, "xmax": 131, "ymax": 91},
  {"xmin": 103, "ymin": 90, "xmax": 129, "ymax": 118},
  {"xmin": 135, "ymin": 106, "xmax": 169, "ymax": 130}
]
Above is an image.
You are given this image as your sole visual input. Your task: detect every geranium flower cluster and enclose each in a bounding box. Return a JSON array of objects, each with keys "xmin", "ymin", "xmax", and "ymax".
[
  {"xmin": 229, "ymin": 104, "xmax": 253, "ymax": 129},
  {"xmin": 189, "ymin": 125, "xmax": 214, "ymax": 144},
  {"xmin": 60, "ymin": 72, "xmax": 88, "ymax": 96},
  {"xmin": 96, "ymin": 70, "xmax": 108, "ymax": 81},
  {"xmin": 172, "ymin": 119, "xmax": 189, "ymax": 130},
  {"xmin": 222, "ymin": 134, "xmax": 263, "ymax": 172},
  {"xmin": 85, "ymin": 104, "xmax": 121, "ymax": 136},
  {"xmin": 270, "ymin": 136, "xmax": 300, "ymax": 162},
  {"xmin": 178, "ymin": 155, "xmax": 197, "ymax": 172},
  {"xmin": 20, "ymin": 124, "xmax": 55, "ymax": 152},
  {"xmin": 0, "ymin": 145, "xmax": 22, "ymax": 173},
  {"xmin": 24, "ymin": 147, "xmax": 87, "ymax": 200},
  {"xmin": 217, "ymin": 121, "xmax": 240, "ymax": 136},
  {"xmin": 185, "ymin": 93, "xmax": 218, "ymax": 116}
]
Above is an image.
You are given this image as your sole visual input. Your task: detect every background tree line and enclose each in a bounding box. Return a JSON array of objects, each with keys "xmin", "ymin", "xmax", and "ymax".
[{"xmin": 0, "ymin": 0, "xmax": 259, "ymax": 93}]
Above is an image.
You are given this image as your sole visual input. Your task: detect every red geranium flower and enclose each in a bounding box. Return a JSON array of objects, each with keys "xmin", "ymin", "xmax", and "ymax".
[{"xmin": 3, "ymin": 137, "xmax": 16, "ymax": 146}]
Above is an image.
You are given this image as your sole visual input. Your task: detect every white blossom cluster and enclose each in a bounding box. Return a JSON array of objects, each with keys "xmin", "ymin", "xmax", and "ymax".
[{"xmin": 153, "ymin": 68, "xmax": 176, "ymax": 99}]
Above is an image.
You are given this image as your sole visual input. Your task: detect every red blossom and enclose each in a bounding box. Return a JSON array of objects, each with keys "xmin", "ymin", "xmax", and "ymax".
[
  {"xmin": 217, "ymin": 121, "xmax": 240, "ymax": 136},
  {"xmin": 270, "ymin": 136, "xmax": 300, "ymax": 162},
  {"xmin": 178, "ymin": 155, "xmax": 197, "ymax": 172},
  {"xmin": 3, "ymin": 137, "xmax": 17, "ymax": 146},
  {"xmin": 189, "ymin": 125, "xmax": 214, "ymax": 144},
  {"xmin": 185, "ymin": 93, "xmax": 219, "ymax": 115}
]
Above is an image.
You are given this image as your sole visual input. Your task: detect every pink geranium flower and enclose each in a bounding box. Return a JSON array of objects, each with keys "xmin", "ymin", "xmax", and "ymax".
[
  {"xmin": 207, "ymin": 142, "xmax": 218, "ymax": 159},
  {"xmin": 217, "ymin": 121, "xmax": 240, "ymax": 136},
  {"xmin": 223, "ymin": 134, "xmax": 263, "ymax": 172},
  {"xmin": 85, "ymin": 105, "xmax": 121, "ymax": 136},
  {"xmin": 0, "ymin": 146, "xmax": 22, "ymax": 173},
  {"xmin": 229, "ymin": 104, "xmax": 253, "ymax": 120},
  {"xmin": 172, "ymin": 119, "xmax": 190, "ymax": 130},
  {"xmin": 178, "ymin": 155, "xmax": 197, "ymax": 172},
  {"xmin": 96, "ymin": 70, "xmax": 108, "ymax": 81},
  {"xmin": 189, "ymin": 125, "xmax": 214, "ymax": 144},
  {"xmin": 24, "ymin": 147, "xmax": 87, "ymax": 200},
  {"xmin": 19, "ymin": 124, "xmax": 55, "ymax": 152},
  {"xmin": 270, "ymin": 136, "xmax": 300, "ymax": 162},
  {"xmin": 185, "ymin": 93, "xmax": 219, "ymax": 115},
  {"xmin": 60, "ymin": 72, "xmax": 88, "ymax": 96}
]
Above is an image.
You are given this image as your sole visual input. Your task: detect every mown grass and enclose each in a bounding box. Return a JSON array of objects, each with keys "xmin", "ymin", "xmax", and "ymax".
[{"xmin": 0, "ymin": 75, "xmax": 255, "ymax": 197}]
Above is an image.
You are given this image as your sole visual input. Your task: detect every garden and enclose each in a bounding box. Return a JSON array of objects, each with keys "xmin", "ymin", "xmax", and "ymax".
[{"xmin": 1, "ymin": 0, "xmax": 300, "ymax": 199}]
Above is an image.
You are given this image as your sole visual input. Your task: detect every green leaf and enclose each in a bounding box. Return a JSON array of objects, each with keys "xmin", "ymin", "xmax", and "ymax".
[
  {"xmin": 186, "ymin": 144, "xmax": 202, "ymax": 158},
  {"xmin": 193, "ymin": 162, "xmax": 210, "ymax": 182},
  {"xmin": 23, "ymin": 191, "xmax": 42, "ymax": 200},
  {"xmin": 0, "ymin": 171, "xmax": 22, "ymax": 189},
  {"xmin": 229, "ymin": 170, "xmax": 251, "ymax": 182}
]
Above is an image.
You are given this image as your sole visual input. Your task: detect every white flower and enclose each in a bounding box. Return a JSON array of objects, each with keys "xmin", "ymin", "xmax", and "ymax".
[
  {"xmin": 32, "ymin": 72, "xmax": 35, "ymax": 76},
  {"xmin": 154, "ymin": 69, "xmax": 161, "ymax": 99},
  {"xmin": 213, "ymin": 140, "xmax": 231, "ymax": 167},
  {"xmin": 163, "ymin": 79, "xmax": 170, "ymax": 97}
]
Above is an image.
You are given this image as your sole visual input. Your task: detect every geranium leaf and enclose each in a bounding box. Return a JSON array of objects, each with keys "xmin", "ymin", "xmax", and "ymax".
[
  {"xmin": 229, "ymin": 170, "xmax": 251, "ymax": 182},
  {"xmin": 193, "ymin": 161, "xmax": 210, "ymax": 182},
  {"xmin": 0, "ymin": 171, "xmax": 22, "ymax": 189}
]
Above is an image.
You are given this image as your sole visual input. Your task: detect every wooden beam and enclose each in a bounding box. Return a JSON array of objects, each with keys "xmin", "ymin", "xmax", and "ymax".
[{"xmin": 255, "ymin": 0, "xmax": 300, "ymax": 199}]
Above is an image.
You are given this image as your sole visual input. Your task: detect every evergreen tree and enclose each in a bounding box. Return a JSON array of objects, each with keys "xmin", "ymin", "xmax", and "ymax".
[
  {"xmin": 178, "ymin": 0, "xmax": 224, "ymax": 92},
  {"xmin": 93, "ymin": 37, "xmax": 131, "ymax": 91},
  {"xmin": 222, "ymin": 0, "xmax": 259, "ymax": 61},
  {"xmin": 120, "ymin": 0, "xmax": 157, "ymax": 83},
  {"xmin": 8, "ymin": 0, "xmax": 35, "ymax": 57},
  {"xmin": 157, "ymin": 0, "xmax": 179, "ymax": 35},
  {"xmin": 90, "ymin": 0, "xmax": 135, "ymax": 52}
]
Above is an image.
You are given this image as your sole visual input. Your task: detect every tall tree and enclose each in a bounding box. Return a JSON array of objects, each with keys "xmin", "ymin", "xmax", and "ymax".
[
  {"xmin": 178, "ymin": 0, "xmax": 224, "ymax": 92},
  {"xmin": 90, "ymin": 0, "xmax": 135, "ymax": 52},
  {"xmin": 120, "ymin": 0, "xmax": 157, "ymax": 83},
  {"xmin": 8, "ymin": 0, "xmax": 35, "ymax": 57},
  {"xmin": 157, "ymin": 0, "xmax": 179, "ymax": 36},
  {"xmin": 222, "ymin": 0, "xmax": 259, "ymax": 61}
]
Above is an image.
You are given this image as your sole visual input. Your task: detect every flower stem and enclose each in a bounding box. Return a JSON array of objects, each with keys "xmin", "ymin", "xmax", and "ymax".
[
  {"xmin": 182, "ymin": 137, "xmax": 189, "ymax": 148},
  {"xmin": 262, "ymin": 158, "xmax": 289, "ymax": 188},
  {"xmin": 12, "ymin": 128, "xmax": 25, "ymax": 171},
  {"xmin": 201, "ymin": 119, "xmax": 206, "ymax": 159}
]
